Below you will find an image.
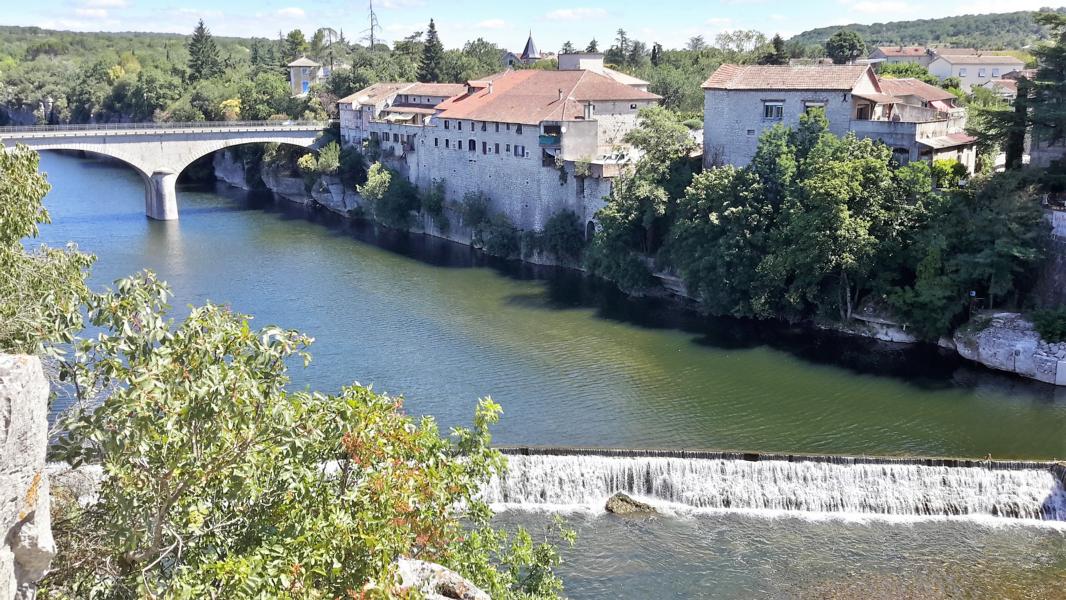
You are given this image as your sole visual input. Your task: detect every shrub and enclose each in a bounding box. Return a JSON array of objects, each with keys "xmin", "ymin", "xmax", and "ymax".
[
  {"xmin": 542, "ymin": 210, "xmax": 586, "ymax": 261},
  {"xmin": 681, "ymin": 118, "xmax": 703, "ymax": 130},
  {"xmin": 316, "ymin": 141, "xmax": 341, "ymax": 175},
  {"xmin": 421, "ymin": 179, "xmax": 449, "ymax": 231},
  {"xmin": 1032, "ymin": 307, "xmax": 1066, "ymax": 342},
  {"xmin": 574, "ymin": 159, "xmax": 592, "ymax": 178},
  {"xmin": 931, "ymin": 159, "xmax": 967, "ymax": 189},
  {"xmin": 460, "ymin": 191, "xmax": 491, "ymax": 229},
  {"xmin": 479, "ymin": 213, "xmax": 520, "ymax": 258},
  {"xmin": 339, "ymin": 145, "xmax": 367, "ymax": 187},
  {"xmin": 296, "ymin": 152, "xmax": 318, "ymax": 174}
]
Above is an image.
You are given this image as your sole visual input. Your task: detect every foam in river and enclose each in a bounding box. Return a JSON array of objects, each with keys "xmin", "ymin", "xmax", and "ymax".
[{"xmin": 484, "ymin": 449, "xmax": 1066, "ymax": 522}]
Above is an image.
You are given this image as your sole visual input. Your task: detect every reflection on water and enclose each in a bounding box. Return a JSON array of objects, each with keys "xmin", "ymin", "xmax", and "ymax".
[{"xmin": 34, "ymin": 152, "xmax": 1066, "ymax": 459}]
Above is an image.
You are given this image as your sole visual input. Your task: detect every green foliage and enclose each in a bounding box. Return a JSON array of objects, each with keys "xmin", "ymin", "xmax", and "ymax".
[
  {"xmin": 0, "ymin": 145, "xmax": 93, "ymax": 354},
  {"xmin": 1031, "ymin": 13, "xmax": 1066, "ymax": 148},
  {"xmin": 1032, "ymin": 307, "xmax": 1066, "ymax": 342},
  {"xmin": 789, "ymin": 9, "xmax": 1066, "ymax": 51},
  {"xmin": 186, "ymin": 20, "xmax": 223, "ymax": 82},
  {"xmin": 316, "ymin": 141, "xmax": 341, "ymax": 175},
  {"xmin": 46, "ymin": 273, "xmax": 571, "ymax": 598},
  {"xmin": 931, "ymin": 159, "xmax": 967, "ymax": 189},
  {"xmin": 478, "ymin": 214, "xmax": 520, "ymax": 258},
  {"xmin": 541, "ymin": 211, "xmax": 586, "ymax": 262},
  {"xmin": 878, "ymin": 62, "xmax": 941, "ymax": 85},
  {"xmin": 358, "ymin": 163, "xmax": 419, "ymax": 228},
  {"xmin": 758, "ymin": 34, "xmax": 789, "ymax": 65},
  {"xmin": 681, "ymin": 118, "xmax": 703, "ymax": 130},
  {"xmin": 826, "ymin": 29, "xmax": 866, "ymax": 64},
  {"xmin": 421, "ymin": 179, "xmax": 448, "ymax": 230},
  {"xmin": 418, "ymin": 19, "xmax": 445, "ymax": 83},
  {"xmin": 338, "ymin": 145, "xmax": 368, "ymax": 188},
  {"xmin": 460, "ymin": 191, "xmax": 491, "ymax": 229},
  {"xmin": 283, "ymin": 29, "xmax": 308, "ymax": 63}
]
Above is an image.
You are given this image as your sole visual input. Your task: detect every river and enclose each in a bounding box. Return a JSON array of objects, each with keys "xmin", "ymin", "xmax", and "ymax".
[{"xmin": 35, "ymin": 152, "xmax": 1066, "ymax": 597}]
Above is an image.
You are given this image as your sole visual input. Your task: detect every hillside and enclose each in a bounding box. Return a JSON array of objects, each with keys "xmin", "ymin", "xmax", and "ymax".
[{"xmin": 789, "ymin": 8, "xmax": 1066, "ymax": 50}]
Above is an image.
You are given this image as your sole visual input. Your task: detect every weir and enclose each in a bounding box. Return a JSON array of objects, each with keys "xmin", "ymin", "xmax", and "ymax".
[{"xmin": 488, "ymin": 447, "xmax": 1066, "ymax": 521}]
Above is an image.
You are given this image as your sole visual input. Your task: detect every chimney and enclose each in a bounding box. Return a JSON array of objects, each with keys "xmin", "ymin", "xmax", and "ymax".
[
  {"xmin": 558, "ymin": 88, "xmax": 564, "ymax": 102},
  {"xmin": 488, "ymin": 81, "xmax": 493, "ymax": 94}
]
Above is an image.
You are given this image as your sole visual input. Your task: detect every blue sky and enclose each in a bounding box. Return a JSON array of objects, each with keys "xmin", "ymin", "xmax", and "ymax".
[{"xmin": 4, "ymin": 0, "xmax": 1060, "ymax": 50}]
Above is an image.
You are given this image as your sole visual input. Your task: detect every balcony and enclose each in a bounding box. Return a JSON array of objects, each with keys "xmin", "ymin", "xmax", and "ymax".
[{"xmin": 539, "ymin": 134, "xmax": 561, "ymax": 146}]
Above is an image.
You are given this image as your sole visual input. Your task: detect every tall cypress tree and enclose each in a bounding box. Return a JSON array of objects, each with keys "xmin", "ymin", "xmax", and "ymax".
[
  {"xmin": 417, "ymin": 19, "xmax": 445, "ymax": 83},
  {"xmin": 187, "ymin": 19, "xmax": 223, "ymax": 82}
]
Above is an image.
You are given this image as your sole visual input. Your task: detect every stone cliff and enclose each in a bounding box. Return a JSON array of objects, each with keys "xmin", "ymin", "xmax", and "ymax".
[
  {"xmin": 954, "ymin": 313, "xmax": 1066, "ymax": 386},
  {"xmin": 0, "ymin": 355, "xmax": 54, "ymax": 600}
]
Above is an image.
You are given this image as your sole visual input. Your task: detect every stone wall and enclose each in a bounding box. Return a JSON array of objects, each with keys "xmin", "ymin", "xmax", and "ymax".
[{"xmin": 0, "ymin": 355, "xmax": 55, "ymax": 600}]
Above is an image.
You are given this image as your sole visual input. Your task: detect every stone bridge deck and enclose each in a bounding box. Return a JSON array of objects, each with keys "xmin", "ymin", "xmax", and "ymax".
[{"xmin": 0, "ymin": 120, "xmax": 330, "ymax": 220}]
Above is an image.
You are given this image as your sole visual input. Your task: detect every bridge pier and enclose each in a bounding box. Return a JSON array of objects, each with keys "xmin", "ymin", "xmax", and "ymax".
[{"xmin": 145, "ymin": 170, "xmax": 178, "ymax": 220}]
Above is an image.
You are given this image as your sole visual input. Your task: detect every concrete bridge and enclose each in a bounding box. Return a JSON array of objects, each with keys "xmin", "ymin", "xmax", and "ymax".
[{"xmin": 0, "ymin": 121, "xmax": 328, "ymax": 219}]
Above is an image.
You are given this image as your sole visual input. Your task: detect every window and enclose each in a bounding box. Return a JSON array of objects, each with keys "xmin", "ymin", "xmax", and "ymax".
[
  {"xmin": 630, "ymin": 103, "xmax": 638, "ymax": 109},
  {"xmin": 495, "ymin": 123, "xmax": 500, "ymax": 132},
  {"xmin": 444, "ymin": 120, "xmax": 450, "ymax": 130},
  {"xmin": 482, "ymin": 141, "xmax": 488, "ymax": 154},
  {"xmin": 978, "ymin": 68, "xmax": 987, "ymax": 78},
  {"xmin": 747, "ymin": 129, "xmax": 756, "ymax": 136},
  {"xmin": 445, "ymin": 139, "xmax": 450, "ymax": 148},
  {"xmin": 506, "ymin": 124, "xmax": 511, "ymax": 131},
  {"xmin": 434, "ymin": 138, "xmax": 439, "ymax": 147},
  {"xmin": 301, "ymin": 67, "xmax": 309, "ymax": 76},
  {"xmin": 494, "ymin": 143, "xmax": 500, "ymax": 154},
  {"xmin": 393, "ymin": 133, "xmax": 400, "ymax": 143},
  {"xmin": 514, "ymin": 145, "xmax": 526, "ymax": 157},
  {"xmin": 506, "ymin": 143, "xmax": 511, "ymax": 152},
  {"xmin": 516, "ymin": 124, "xmax": 523, "ymax": 134},
  {"xmin": 763, "ymin": 101, "xmax": 784, "ymax": 120},
  {"xmin": 804, "ymin": 101, "xmax": 825, "ymax": 114},
  {"xmin": 481, "ymin": 122, "xmax": 487, "ymax": 131},
  {"xmin": 468, "ymin": 139, "xmax": 476, "ymax": 151},
  {"xmin": 959, "ymin": 68, "xmax": 968, "ymax": 77},
  {"xmin": 458, "ymin": 121, "xmax": 463, "ymax": 131},
  {"xmin": 992, "ymin": 68, "xmax": 1000, "ymax": 77}
]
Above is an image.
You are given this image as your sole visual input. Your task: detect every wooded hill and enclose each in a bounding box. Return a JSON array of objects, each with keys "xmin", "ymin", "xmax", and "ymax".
[{"xmin": 789, "ymin": 8, "xmax": 1066, "ymax": 50}]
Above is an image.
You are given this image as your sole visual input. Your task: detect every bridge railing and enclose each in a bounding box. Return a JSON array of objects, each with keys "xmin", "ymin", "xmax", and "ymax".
[{"xmin": 0, "ymin": 120, "xmax": 334, "ymax": 134}]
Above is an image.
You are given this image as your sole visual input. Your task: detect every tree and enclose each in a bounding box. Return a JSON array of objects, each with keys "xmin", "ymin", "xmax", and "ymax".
[
  {"xmin": 418, "ymin": 19, "xmax": 445, "ymax": 83},
  {"xmin": 1030, "ymin": 13, "xmax": 1066, "ymax": 149},
  {"xmin": 238, "ymin": 72, "xmax": 294, "ymax": 120},
  {"xmin": 686, "ymin": 36, "xmax": 706, "ymax": 52},
  {"xmin": 561, "ymin": 41, "xmax": 575, "ymax": 54},
  {"xmin": 186, "ymin": 20, "xmax": 223, "ymax": 82},
  {"xmin": 284, "ymin": 29, "xmax": 309, "ymax": 63},
  {"xmin": 826, "ymin": 29, "xmax": 866, "ymax": 64},
  {"xmin": 878, "ymin": 62, "xmax": 940, "ymax": 85},
  {"xmin": 650, "ymin": 42, "xmax": 663, "ymax": 66},
  {"xmin": 585, "ymin": 39, "xmax": 599, "ymax": 53},
  {"xmin": 0, "ymin": 145, "xmax": 92, "ymax": 355},
  {"xmin": 759, "ymin": 34, "xmax": 789, "ymax": 65},
  {"xmin": 47, "ymin": 273, "xmax": 572, "ymax": 598}
]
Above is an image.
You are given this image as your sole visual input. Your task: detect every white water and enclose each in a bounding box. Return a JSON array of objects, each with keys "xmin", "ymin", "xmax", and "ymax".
[{"xmin": 485, "ymin": 454, "xmax": 1066, "ymax": 522}]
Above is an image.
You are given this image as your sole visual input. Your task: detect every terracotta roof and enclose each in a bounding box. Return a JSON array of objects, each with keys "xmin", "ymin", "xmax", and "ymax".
[
  {"xmin": 877, "ymin": 78, "xmax": 956, "ymax": 102},
  {"xmin": 932, "ymin": 48, "xmax": 978, "ymax": 56},
  {"xmin": 1002, "ymin": 69, "xmax": 1038, "ymax": 80},
  {"xmin": 287, "ymin": 56, "xmax": 321, "ymax": 67},
  {"xmin": 874, "ymin": 46, "xmax": 927, "ymax": 57},
  {"xmin": 702, "ymin": 64, "xmax": 873, "ymax": 90},
  {"xmin": 385, "ymin": 105, "xmax": 438, "ymax": 115},
  {"xmin": 338, "ymin": 82, "xmax": 412, "ymax": 106},
  {"xmin": 919, "ymin": 133, "xmax": 976, "ymax": 149},
  {"xmin": 854, "ymin": 92, "xmax": 900, "ymax": 104},
  {"xmin": 601, "ymin": 66, "xmax": 649, "ymax": 87},
  {"xmin": 434, "ymin": 70, "xmax": 660, "ymax": 125},
  {"xmin": 404, "ymin": 83, "xmax": 468, "ymax": 97},
  {"xmin": 933, "ymin": 54, "xmax": 1025, "ymax": 65},
  {"xmin": 985, "ymin": 79, "xmax": 1019, "ymax": 93}
]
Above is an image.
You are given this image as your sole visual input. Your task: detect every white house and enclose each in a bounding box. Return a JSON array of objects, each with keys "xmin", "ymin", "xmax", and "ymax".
[
  {"xmin": 928, "ymin": 54, "xmax": 1026, "ymax": 91},
  {"xmin": 869, "ymin": 46, "xmax": 933, "ymax": 67},
  {"xmin": 702, "ymin": 64, "xmax": 976, "ymax": 172}
]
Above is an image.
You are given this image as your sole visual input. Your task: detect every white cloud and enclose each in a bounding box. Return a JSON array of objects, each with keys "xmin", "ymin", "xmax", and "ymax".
[
  {"xmin": 275, "ymin": 7, "xmax": 305, "ymax": 18},
  {"xmin": 74, "ymin": 8, "xmax": 108, "ymax": 18},
  {"xmin": 706, "ymin": 17, "xmax": 732, "ymax": 26},
  {"xmin": 545, "ymin": 8, "xmax": 607, "ymax": 22},
  {"xmin": 476, "ymin": 18, "xmax": 507, "ymax": 30},
  {"xmin": 80, "ymin": 0, "xmax": 128, "ymax": 7}
]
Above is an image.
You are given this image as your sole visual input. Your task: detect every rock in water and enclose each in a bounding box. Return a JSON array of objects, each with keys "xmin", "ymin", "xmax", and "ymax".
[
  {"xmin": 605, "ymin": 492, "xmax": 657, "ymax": 515},
  {"xmin": 395, "ymin": 558, "xmax": 489, "ymax": 600}
]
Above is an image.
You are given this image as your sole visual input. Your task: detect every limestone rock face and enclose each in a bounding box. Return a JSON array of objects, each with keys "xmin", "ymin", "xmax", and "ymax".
[
  {"xmin": 954, "ymin": 313, "xmax": 1064, "ymax": 386},
  {"xmin": 395, "ymin": 558, "xmax": 490, "ymax": 600},
  {"xmin": 605, "ymin": 492, "xmax": 657, "ymax": 516},
  {"xmin": 0, "ymin": 355, "xmax": 55, "ymax": 600}
]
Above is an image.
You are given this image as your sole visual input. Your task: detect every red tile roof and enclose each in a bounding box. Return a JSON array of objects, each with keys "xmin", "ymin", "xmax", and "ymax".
[
  {"xmin": 404, "ymin": 83, "xmax": 469, "ymax": 97},
  {"xmin": 434, "ymin": 70, "xmax": 660, "ymax": 125},
  {"xmin": 933, "ymin": 54, "xmax": 1025, "ymax": 65},
  {"xmin": 877, "ymin": 78, "xmax": 957, "ymax": 102},
  {"xmin": 875, "ymin": 46, "xmax": 927, "ymax": 57},
  {"xmin": 702, "ymin": 64, "xmax": 873, "ymax": 91}
]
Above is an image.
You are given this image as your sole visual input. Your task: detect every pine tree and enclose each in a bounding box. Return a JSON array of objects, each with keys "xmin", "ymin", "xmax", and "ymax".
[
  {"xmin": 284, "ymin": 30, "xmax": 308, "ymax": 63},
  {"xmin": 418, "ymin": 19, "xmax": 445, "ymax": 83},
  {"xmin": 585, "ymin": 39, "xmax": 599, "ymax": 53},
  {"xmin": 650, "ymin": 43, "xmax": 662, "ymax": 66},
  {"xmin": 758, "ymin": 34, "xmax": 789, "ymax": 65},
  {"xmin": 561, "ymin": 41, "xmax": 575, "ymax": 54},
  {"xmin": 187, "ymin": 19, "xmax": 223, "ymax": 82}
]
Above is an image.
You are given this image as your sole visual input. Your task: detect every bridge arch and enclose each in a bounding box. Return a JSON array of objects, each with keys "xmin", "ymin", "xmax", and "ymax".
[{"xmin": 1, "ymin": 121, "xmax": 327, "ymax": 220}]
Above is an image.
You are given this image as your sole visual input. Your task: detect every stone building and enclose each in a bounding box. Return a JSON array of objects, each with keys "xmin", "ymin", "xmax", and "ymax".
[
  {"xmin": 287, "ymin": 57, "xmax": 342, "ymax": 96},
  {"xmin": 869, "ymin": 46, "xmax": 934, "ymax": 67},
  {"xmin": 339, "ymin": 68, "xmax": 660, "ymax": 232},
  {"xmin": 702, "ymin": 64, "xmax": 976, "ymax": 172}
]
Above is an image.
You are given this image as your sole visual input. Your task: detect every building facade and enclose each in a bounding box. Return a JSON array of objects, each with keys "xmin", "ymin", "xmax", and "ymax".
[
  {"xmin": 928, "ymin": 54, "xmax": 1026, "ymax": 91},
  {"xmin": 702, "ymin": 64, "xmax": 976, "ymax": 172},
  {"xmin": 339, "ymin": 69, "xmax": 660, "ymax": 232}
]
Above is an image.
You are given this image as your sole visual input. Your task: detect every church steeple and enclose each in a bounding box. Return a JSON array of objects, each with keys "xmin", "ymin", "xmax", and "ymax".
[{"xmin": 521, "ymin": 31, "xmax": 540, "ymax": 60}]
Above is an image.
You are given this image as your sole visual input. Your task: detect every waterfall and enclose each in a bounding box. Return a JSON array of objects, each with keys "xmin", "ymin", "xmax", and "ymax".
[{"xmin": 485, "ymin": 448, "xmax": 1066, "ymax": 522}]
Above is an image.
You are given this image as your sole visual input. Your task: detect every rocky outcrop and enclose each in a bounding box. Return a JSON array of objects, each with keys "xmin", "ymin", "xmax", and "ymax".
[
  {"xmin": 954, "ymin": 313, "xmax": 1065, "ymax": 386},
  {"xmin": 394, "ymin": 559, "xmax": 490, "ymax": 600},
  {"xmin": 308, "ymin": 177, "xmax": 363, "ymax": 216},
  {"xmin": 0, "ymin": 355, "xmax": 55, "ymax": 600},
  {"xmin": 605, "ymin": 492, "xmax": 657, "ymax": 516}
]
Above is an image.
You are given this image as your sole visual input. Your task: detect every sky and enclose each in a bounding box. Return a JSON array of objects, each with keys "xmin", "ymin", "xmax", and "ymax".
[{"xmin": 3, "ymin": 0, "xmax": 1062, "ymax": 50}]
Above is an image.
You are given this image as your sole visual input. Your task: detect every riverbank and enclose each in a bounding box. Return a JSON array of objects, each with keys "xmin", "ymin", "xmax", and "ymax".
[{"xmin": 211, "ymin": 149, "xmax": 1066, "ymax": 388}]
